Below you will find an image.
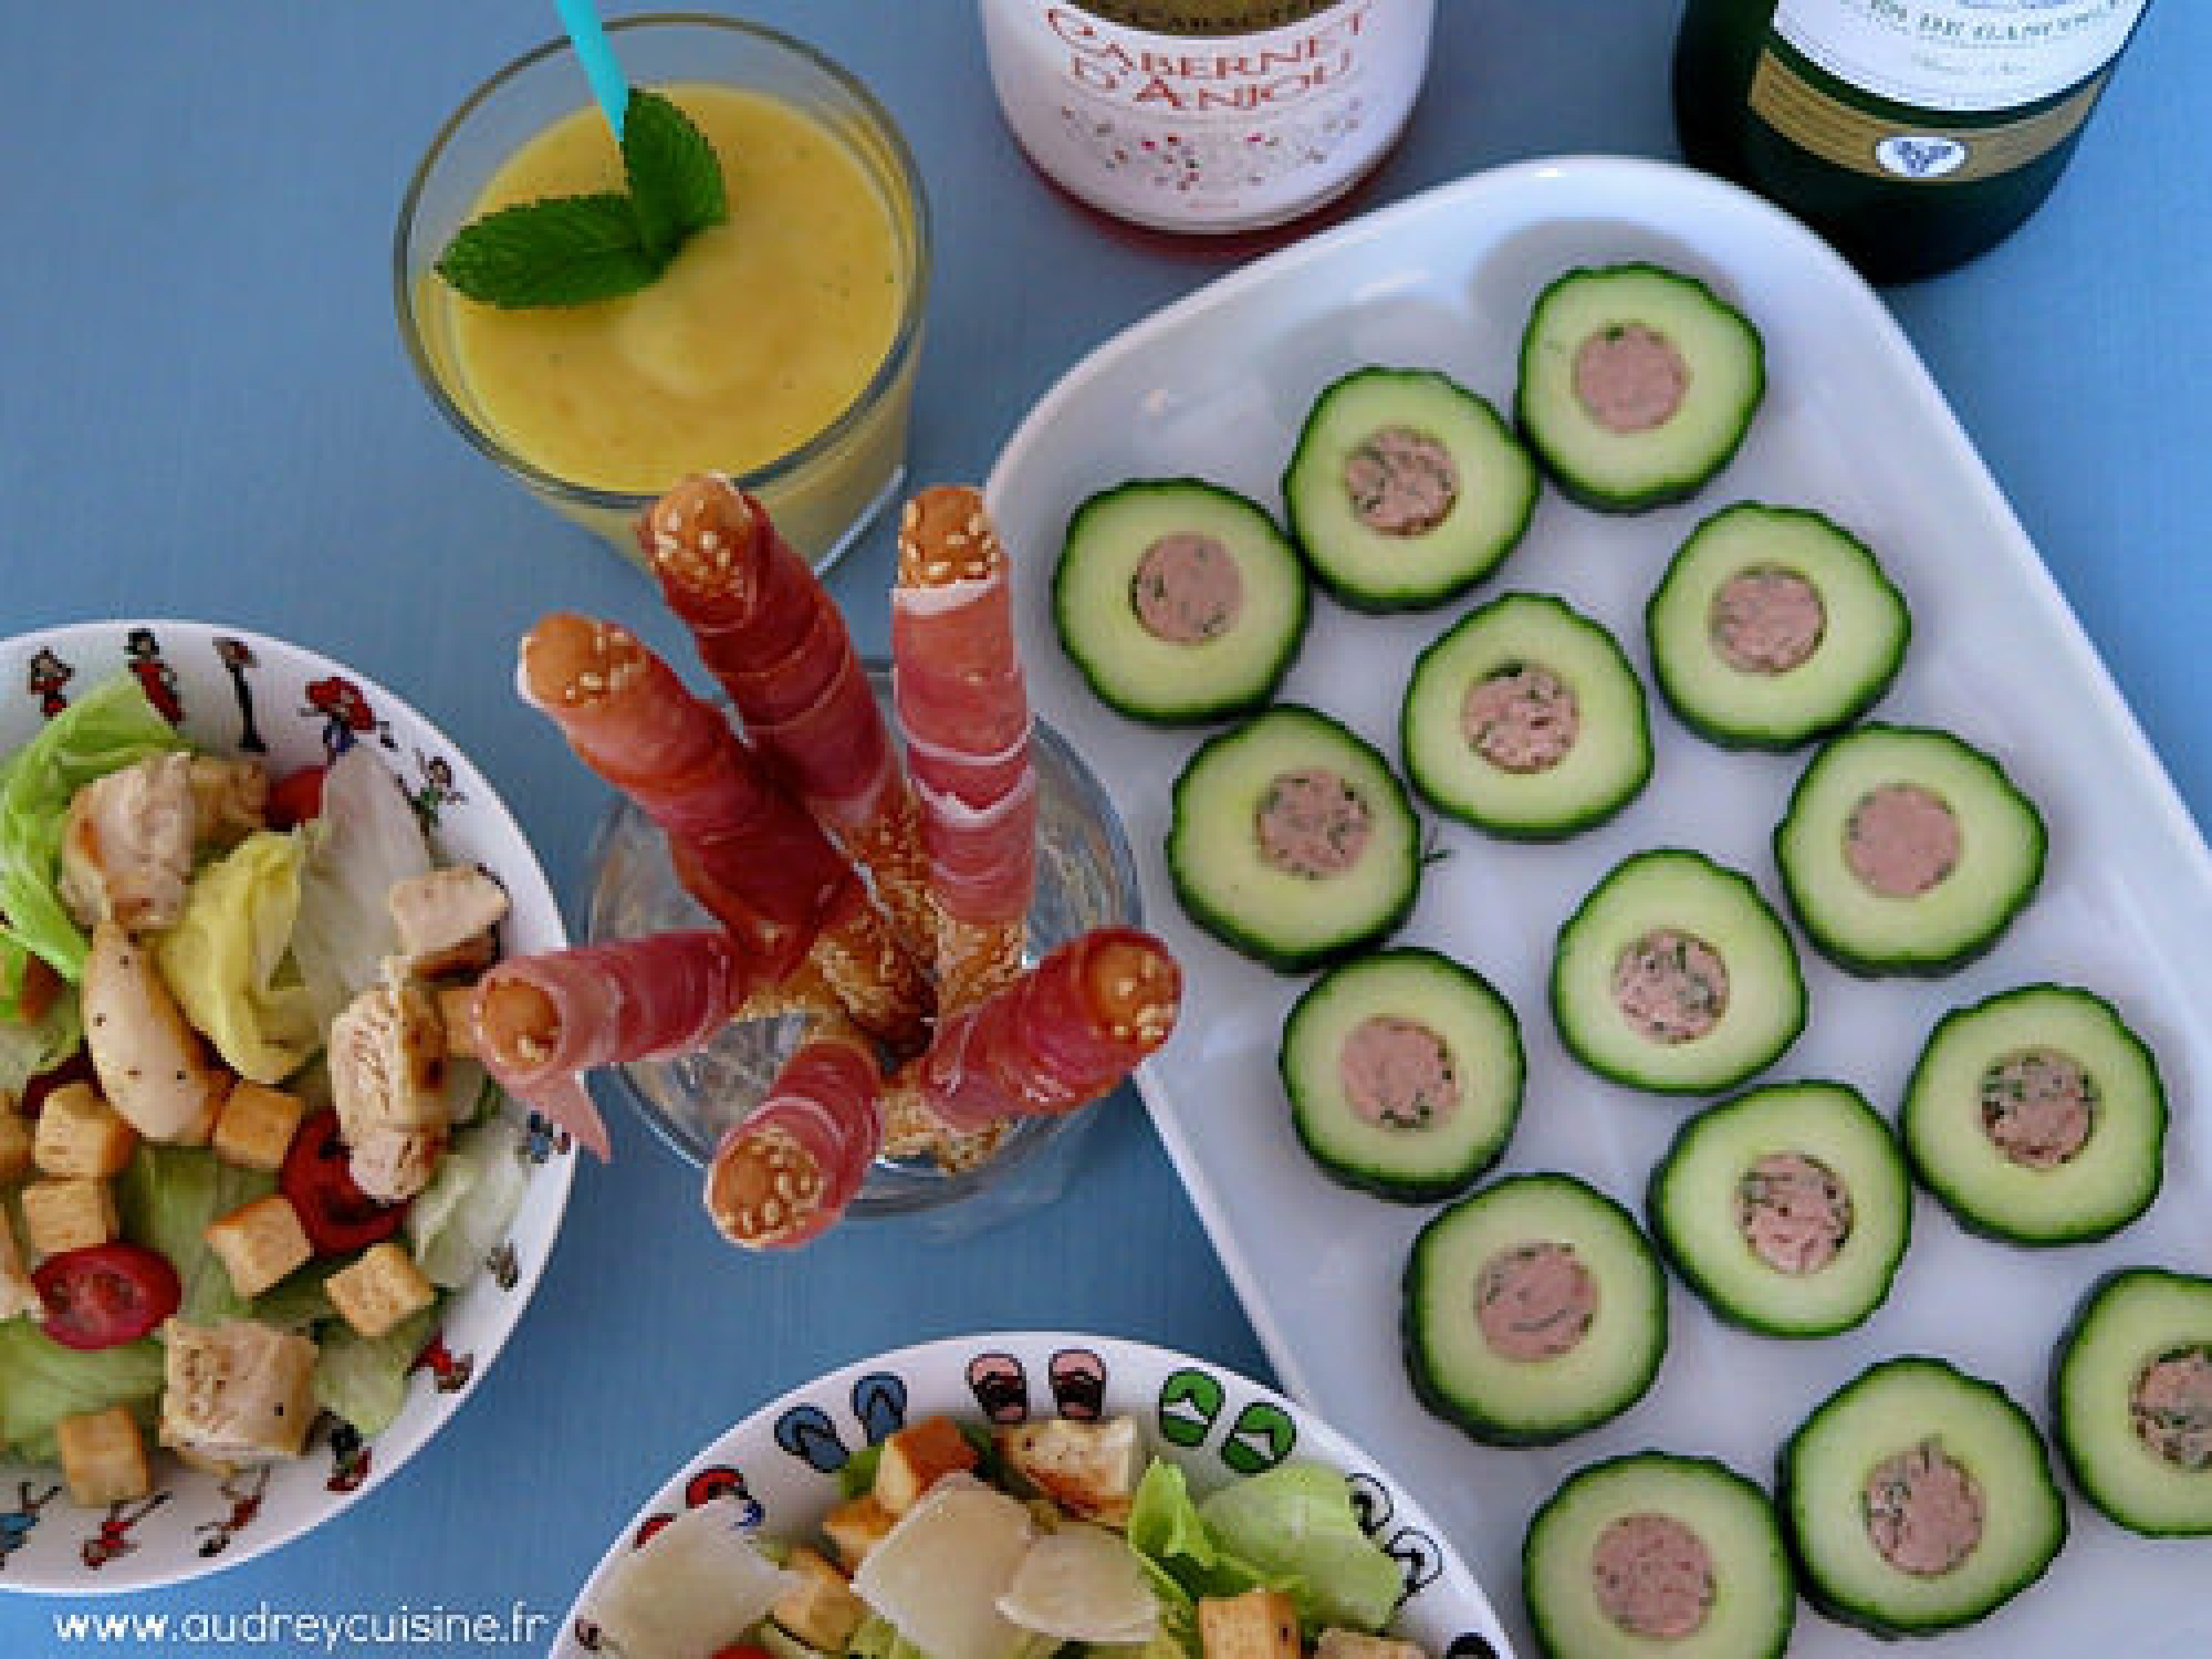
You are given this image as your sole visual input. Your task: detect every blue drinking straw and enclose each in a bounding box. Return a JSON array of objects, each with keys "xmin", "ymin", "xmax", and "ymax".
[{"xmin": 555, "ymin": 0, "xmax": 630, "ymax": 136}]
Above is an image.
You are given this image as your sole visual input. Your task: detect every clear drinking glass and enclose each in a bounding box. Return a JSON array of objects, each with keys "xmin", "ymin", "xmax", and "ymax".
[
  {"xmin": 394, "ymin": 14, "xmax": 930, "ymax": 573},
  {"xmin": 587, "ymin": 670, "xmax": 1142, "ymax": 1239}
]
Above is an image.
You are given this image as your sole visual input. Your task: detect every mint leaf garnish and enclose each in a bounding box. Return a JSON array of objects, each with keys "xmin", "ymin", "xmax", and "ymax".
[
  {"xmin": 622, "ymin": 88, "xmax": 728, "ymax": 258},
  {"xmin": 433, "ymin": 88, "xmax": 728, "ymax": 309}
]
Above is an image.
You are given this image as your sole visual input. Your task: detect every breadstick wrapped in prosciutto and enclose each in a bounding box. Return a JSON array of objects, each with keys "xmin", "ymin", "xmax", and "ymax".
[
  {"xmin": 519, "ymin": 613, "xmax": 926, "ymax": 1047},
  {"xmin": 887, "ymin": 927, "xmax": 1180, "ymax": 1135},
  {"xmin": 472, "ymin": 931, "xmax": 768, "ymax": 1160},
  {"xmin": 892, "ymin": 485, "xmax": 1039, "ymax": 1014},
  {"xmin": 641, "ymin": 475, "xmax": 935, "ymax": 966},
  {"xmin": 704, "ymin": 1015, "xmax": 883, "ymax": 1251}
]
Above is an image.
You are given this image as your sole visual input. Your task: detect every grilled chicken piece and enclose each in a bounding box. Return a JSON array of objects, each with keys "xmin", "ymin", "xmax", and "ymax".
[
  {"xmin": 159, "ymin": 1318, "xmax": 320, "ymax": 1464},
  {"xmin": 330, "ymin": 974, "xmax": 448, "ymax": 1202},
  {"xmin": 187, "ymin": 756, "xmax": 270, "ymax": 849},
  {"xmin": 58, "ymin": 754, "xmax": 198, "ymax": 933},
  {"xmin": 82, "ymin": 921, "xmax": 229, "ymax": 1142},
  {"xmin": 387, "ymin": 866, "xmax": 508, "ymax": 978}
]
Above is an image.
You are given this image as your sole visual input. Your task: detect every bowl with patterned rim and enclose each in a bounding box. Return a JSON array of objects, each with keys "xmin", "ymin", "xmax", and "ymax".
[
  {"xmin": 553, "ymin": 1332, "xmax": 1517, "ymax": 1658},
  {"xmin": 0, "ymin": 618, "xmax": 574, "ymax": 1591}
]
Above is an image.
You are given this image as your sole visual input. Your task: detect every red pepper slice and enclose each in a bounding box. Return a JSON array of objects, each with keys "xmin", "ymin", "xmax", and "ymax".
[
  {"xmin": 33, "ymin": 1242, "xmax": 182, "ymax": 1350},
  {"xmin": 279, "ymin": 1109, "xmax": 410, "ymax": 1255},
  {"xmin": 266, "ymin": 764, "xmax": 328, "ymax": 830}
]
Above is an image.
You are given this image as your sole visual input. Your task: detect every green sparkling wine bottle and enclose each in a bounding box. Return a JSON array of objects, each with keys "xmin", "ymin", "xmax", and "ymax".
[{"xmin": 1673, "ymin": 1, "xmax": 2152, "ymax": 282}]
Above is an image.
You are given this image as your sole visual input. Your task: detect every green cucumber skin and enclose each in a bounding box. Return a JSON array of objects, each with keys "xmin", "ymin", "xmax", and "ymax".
[
  {"xmin": 1515, "ymin": 263, "xmax": 1766, "ymax": 514},
  {"xmin": 1774, "ymin": 724, "xmax": 2048, "ymax": 979},
  {"xmin": 1282, "ymin": 947, "xmax": 1526, "ymax": 1204},
  {"xmin": 1053, "ymin": 478, "xmax": 1311, "ymax": 727},
  {"xmin": 1399, "ymin": 593, "xmax": 1655, "ymax": 842},
  {"xmin": 1166, "ymin": 707, "xmax": 1419, "ymax": 975},
  {"xmin": 2051, "ymin": 1267, "xmax": 2212, "ymax": 1537},
  {"xmin": 1548, "ymin": 849, "xmax": 1809, "ymax": 1096},
  {"xmin": 1644, "ymin": 504, "xmax": 1912, "ymax": 751},
  {"xmin": 1903, "ymin": 984, "xmax": 2167, "ymax": 1248},
  {"xmin": 1400, "ymin": 1174, "xmax": 1666, "ymax": 1447},
  {"xmin": 1777, "ymin": 1356, "xmax": 2067, "ymax": 1640},
  {"xmin": 1282, "ymin": 369, "xmax": 1538, "ymax": 613},
  {"xmin": 1522, "ymin": 1453, "xmax": 1794, "ymax": 1659},
  {"xmin": 1646, "ymin": 1082, "xmax": 1910, "ymax": 1339}
]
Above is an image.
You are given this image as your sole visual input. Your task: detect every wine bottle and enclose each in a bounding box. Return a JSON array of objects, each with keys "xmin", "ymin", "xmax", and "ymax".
[{"xmin": 1673, "ymin": 1, "xmax": 2152, "ymax": 282}]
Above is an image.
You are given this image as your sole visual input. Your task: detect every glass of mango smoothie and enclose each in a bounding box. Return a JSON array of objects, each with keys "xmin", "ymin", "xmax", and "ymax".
[{"xmin": 395, "ymin": 15, "xmax": 928, "ymax": 571}]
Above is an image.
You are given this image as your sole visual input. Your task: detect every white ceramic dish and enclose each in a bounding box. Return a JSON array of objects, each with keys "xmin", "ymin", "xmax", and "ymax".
[
  {"xmin": 552, "ymin": 1332, "xmax": 1515, "ymax": 1658},
  {"xmin": 0, "ymin": 619, "xmax": 574, "ymax": 1592},
  {"xmin": 987, "ymin": 158, "xmax": 2212, "ymax": 1655}
]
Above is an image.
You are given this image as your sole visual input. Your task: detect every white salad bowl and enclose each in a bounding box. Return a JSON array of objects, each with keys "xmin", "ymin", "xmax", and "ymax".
[
  {"xmin": 0, "ymin": 619, "xmax": 574, "ymax": 1592},
  {"xmin": 553, "ymin": 1332, "xmax": 1516, "ymax": 1658}
]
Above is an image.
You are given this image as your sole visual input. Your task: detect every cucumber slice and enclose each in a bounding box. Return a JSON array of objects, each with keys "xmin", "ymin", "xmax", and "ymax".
[
  {"xmin": 1902, "ymin": 983, "xmax": 2166, "ymax": 1246},
  {"xmin": 1523, "ymin": 1453, "xmax": 1795, "ymax": 1659},
  {"xmin": 1281, "ymin": 366, "xmax": 1538, "ymax": 611},
  {"xmin": 1648, "ymin": 1080, "xmax": 1909, "ymax": 1338},
  {"xmin": 1515, "ymin": 264, "xmax": 1764, "ymax": 512},
  {"xmin": 1551, "ymin": 849, "xmax": 1806, "ymax": 1095},
  {"xmin": 1645, "ymin": 503, "xmax": 1910, "ymax": 749},
  {"xmin": 1780, "ymin": 1356, "xmax": 2065, "ymax": 1638},
  {"xmin": 1167, "ymin": 706, "xmax": 1420, "ymax": 973},
  {"xmin": 1281, "ymin": 947, "xmax": 1523, "ymax": 1203},
  {"xmin": 1054, "ymin": 479, "xmax": 1310, "ymax": 724},
  {"xmin": 1773, "ymin": 724, "xmax": 2047, "ymax": 977},
  {"xmin": 1400, "ymin": 592, "xmax": 1652, "ymax": 841},
  {"xmin": 1402, "ymin": 1172, "xmax": 1666, "ymax": 1446},
  {"xmin": 2053, "ymin": 1267, "xmax": 2212, "ymax": 1537}
]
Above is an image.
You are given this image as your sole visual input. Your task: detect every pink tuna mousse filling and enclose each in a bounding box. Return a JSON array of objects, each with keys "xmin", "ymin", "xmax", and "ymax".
[
  {"xmin": 1133, "ymin": 532, "xmax": 1244, "ymax": 644},
  {"xmin": 1844, "ymin": 783, "xmax": 1961, "ymax": 898},
  {"xmin": 1590, "ymin": 1513, "xmax": 1717, "ymax": 1641},
  {"xmin": 1711, "ymin": 566, "xmax": 1827, "ymax": 674},
  {"xmin": 1462, "ymin": 663, "xmax": 1579, "ymax": 773},
  {"xmin": 1256, "ymin": 768, "xmax": 1372, "ymax": 879},
  {"xmin": 1475, "ymin": 1241, "xmax": 1597, "ymax": 1361},
  {"xmin": 1612, "ymin": 929, "xmax": 1730, "ymax": 1044},
  {"xmin": 2132, "ymin": 1349, "xmax": 2212, "ymax": 1470},
  {"xmin": 1573, "ymin": 323, "xmax": 1690, "ymax": 434},
  {"xmin": 1865, "ymin": 1439, "xmax": 1986, "ymax": 1578},
  {"xmin": 1339, "ymin": 1015, "xmax": 1459, "ymax": 1130},
  {"xmin": 1343, "ymin": 425, "xmax": 1459, "ymax": 536},
  {"xmin": 1736, "ymin": 1152, "xmax": 1854, "ymax": 1275},
  {"xmin": 1978, "ymin": 1048, "xmax": 2097, "ymax": 1169}
]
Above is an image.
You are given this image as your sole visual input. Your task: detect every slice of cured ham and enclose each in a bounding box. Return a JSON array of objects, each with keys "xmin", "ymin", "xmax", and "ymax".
[
  {"xmin": 473, "ymin": 930, "xmax": 768, "ymax": 1160},
  {"xmin": 704, "ymin": 1019, "xmax": 883, "ymax": 1249}
]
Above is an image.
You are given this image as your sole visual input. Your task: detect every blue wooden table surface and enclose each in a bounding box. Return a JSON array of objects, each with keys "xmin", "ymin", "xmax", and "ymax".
[{"xmin": 1, "ymin": 1, "xmax": 2205, "ymax": 1652}]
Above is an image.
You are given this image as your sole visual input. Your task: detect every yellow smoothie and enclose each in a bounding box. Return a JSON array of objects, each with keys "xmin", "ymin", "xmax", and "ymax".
[{"xmin": 434, "ymin": 83, "xmax": 906, "ymax": 497}]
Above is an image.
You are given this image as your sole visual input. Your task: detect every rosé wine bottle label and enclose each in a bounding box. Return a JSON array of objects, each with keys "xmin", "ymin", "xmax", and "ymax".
[{"xmin": 980, "ymin": 0, "xmax": 1435, "ymax": 234}]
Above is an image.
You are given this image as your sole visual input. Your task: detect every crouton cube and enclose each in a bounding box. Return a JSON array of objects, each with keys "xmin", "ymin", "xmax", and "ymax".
[
  {"xmin": 324, "ymin": 1241, "xmax": 435, "ymax": 1339},
  {"xmin": 874, "ymin": 1415, "xmax": 979, "ymax": 1516},
  {"xmin": 204, "ymin": 1194, "xmax": 313, "ymax": 1298},
  {"xmin": 437, "ymin": 984, "xmax": 481, "ymax": 1060},
  {"xmin": 822, "ymin": 1494, "xmax": 897, "ymax": 1571},
  {"xmin": 1315, "ymin": 1631, "xmax": 1424, "ymax": 1659},
  {"xmin": 389, "ymin": 866, "xmax": 508, "ymax": 978},
  {"xmin": 56, "ymin": 1407, "xmax": 152, "ymax": 1506},
  {"xmin": 0, "ymin": 1107, "xmax": 32, "ymax": 1183},
  {"xmin": 773, "ymin": 1545, "xmax": 870, "ymax": 1652},
  {"xmin": 21, "ymin": 1176, "xmax": 118, "ymax": 1255},
  {"xmin": 996, "ymin": 1415, "xmax": 1146, "ymax": 1526},
  {"xmin": 211, "ymin": 1080, "xmax": 305, "ymax": 1172},
  {"xmin": 33, "ymin": 1082, "xmax": 140, "ymax": 1180},
  {"xmin": 1199, "ymin": 1590, "xmax": 1304, "ymax": 1659},
  {"xmin": 0, "ymin": 1210, "xmax": 41, "ymax": 1321}
]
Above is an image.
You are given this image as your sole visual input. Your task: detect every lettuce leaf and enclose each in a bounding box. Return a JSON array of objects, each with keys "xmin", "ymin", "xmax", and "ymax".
[
  {"xmin": 0, "ymin": 1318, "xmax": 166, "ymax": 1455},
  {"xmin": 114, "ymin": 1144, "xmax": 277, "ymax": 1325},
  {"xmin": 403, "ymin": 1116, "xmax": 529, "ymax": 1290},
  {"xmin": 1128, "ymin": 1460, "xmax": 1275, "ymax": 1604},
  {"xmin": 291, "ymin": 748, "xmax": 431, "ymax": 1029},
  {"xmin": 155, "ymin": 829, "xmax": 319, "ymax": 1085},
  {"xmin": 0, "ymin": 987, "xmax": 80, "ymax": 1096},
  {"xmin": 313, "ymin": 1303, "xmax": 439, "ymax": 1438},
  {"xmin": 0, "ymin": 675, "xmax": 190, "ymax": 1003},
  {"xmin": 1197, "ymin": 1463, "xmax": 1404, "ymax": 1633}
]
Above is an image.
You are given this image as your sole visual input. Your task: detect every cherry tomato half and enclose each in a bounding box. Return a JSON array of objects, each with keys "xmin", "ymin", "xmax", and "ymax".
[
  {"xmin": 34, "ymin": 1242, "xmax": 182, "ymax": 1351},
  {"xmin": 266, "ymin": 765, "xmax": 328, "ymax": 830},
  {"xmin": 279, "ymin": 1110, "xmax": 411, "ymax": 1254}
]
